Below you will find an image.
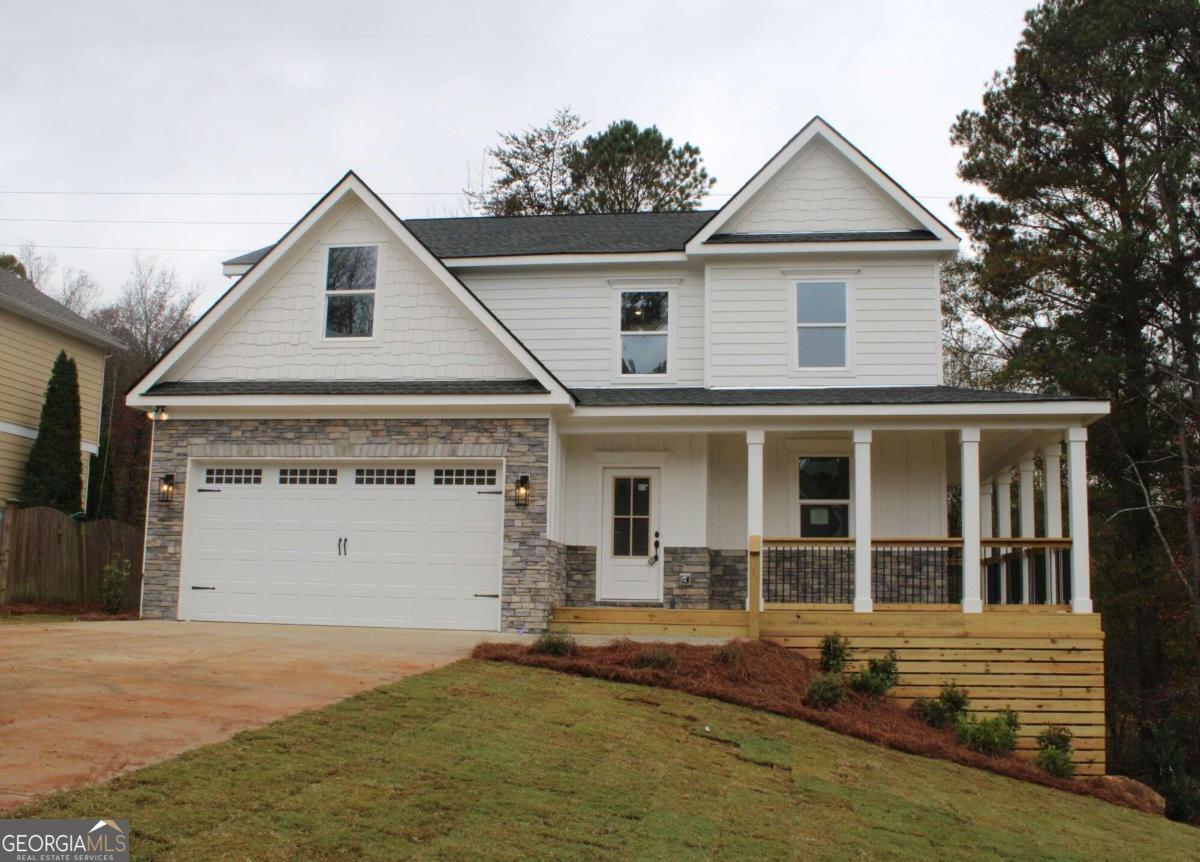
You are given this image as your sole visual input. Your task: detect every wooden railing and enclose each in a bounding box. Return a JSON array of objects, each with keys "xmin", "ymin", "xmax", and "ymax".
[{"xmin": 981, "ymin": 538, "xmax": 1072, "ymax": 605}]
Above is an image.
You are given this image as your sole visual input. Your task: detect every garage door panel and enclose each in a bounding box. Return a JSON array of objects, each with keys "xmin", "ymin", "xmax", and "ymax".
[{"xmin": 182, "ymin": 460, "xmax": 503, "ymax": 630}]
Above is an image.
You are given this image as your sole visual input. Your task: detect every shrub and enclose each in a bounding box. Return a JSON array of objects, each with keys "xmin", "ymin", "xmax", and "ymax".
[
  {"xmin": 818, "ymin": 634, "xmax": 852, "ymax": 674},
  {"xmin": 1034, "ymin": 745, "xmax": 1076, "ymax": 779},
  {"xmin": 100, "ymin": 556, "xmax": 130, "ymax": 614},
  {"xmin": 848, "ymin": 650, "xmax": 900, "ymax": 699},
  {"xmin": 1036, "ymin": 725, "xmax": 1073, "ymax": 754},
  {"xmin": 530, "ymin": 632, "xmax": 575, "ymax": 657},
  {"xmin": 713, "ymin": 642, "xmax": 744, "ymax": 666},
  {"xmin": 913, "ymin": 683, "xmax": 971, "ymax": 729},
  {"xmin": 804, "ymin": 673, "xmax": 845, "ymax": 709},
  {"xmin": 955, "ymin": 710, "xmax": 1020, "ymax": 756},
  {"xmin": 633, "ymin": 646, "xmax": 676, "ymax": 670}
]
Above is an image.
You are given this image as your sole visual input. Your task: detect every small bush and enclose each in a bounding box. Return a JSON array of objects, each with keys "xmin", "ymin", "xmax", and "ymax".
[
  {"xmin": 805, "ymin": 673, "xmax": 845, "ymax": 709},
  {"xmin": 1036, "ymin": 725, "xmax": 1073, "ymax": 754},
  {"xmin": 913, "ymin": 683, "xmax": 971, "ymax": 729},
  {"xmin": 530, "ymin": 632, "xmax": 575, "ymax": 656},
  {"xmin": 633, "ymin": 646, "xmax": 676, "ymax": 670},
  {"xmin": 955, "ymin": 710, "xmax": 1020, "ymax": 756},
  {"xmin": 713, "ymin": 642, "xmax": 744, "ymax": 666},
  {"xmin": 100, "ymin": 556, "xmax": 130, "ymax": 614},
  {"xmin": 848, "ymin": 650, "xmax": 900, "ymax": 699},
  {"xmin": 1034, "ymin": 746, "xmax": 1076, "ymax": 779},
  {"xmin": 818, "ymin": 634, "xmax": 852, "ymax": 674}
]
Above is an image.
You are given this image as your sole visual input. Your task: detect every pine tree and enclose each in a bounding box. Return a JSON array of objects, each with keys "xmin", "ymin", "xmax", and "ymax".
[{"xmin": 21, "ymin": 351, "xmax": 83, "ymax": 513}]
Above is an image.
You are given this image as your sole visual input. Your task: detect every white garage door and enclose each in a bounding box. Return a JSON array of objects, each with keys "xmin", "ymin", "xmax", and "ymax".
[{"xmin": 179, "ymin": 461, "xmax": 504, "ymax": 630}]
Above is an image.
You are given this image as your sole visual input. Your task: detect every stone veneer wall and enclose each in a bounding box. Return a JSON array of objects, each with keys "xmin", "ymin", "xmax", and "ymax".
[
  {"xmin": 562, "ymin": 545, "xmax": 748, "ymax": 610},
  {"xmin": 142, "ymin": 417, "xmax": 552, "ymax": 632}
]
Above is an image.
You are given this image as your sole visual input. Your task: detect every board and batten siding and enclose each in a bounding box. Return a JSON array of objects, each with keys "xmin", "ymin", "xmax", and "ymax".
[
  {"xmin": 707, "ymin": 431, "xmax": 948, "ymax": 549},
  {"xmin": 179, "ymin": 201, "xmax": 526, "ymax": 382},
  {"xmin": 0, "ymin": 307, "xmax": 106, "ymax": 507},
  {"xmin": 705, "ymin": 258, "xmax": 942, "ymax": 388},
  {"xmin": 465, "ymin": 268, "xmax": 705, "ymax": 387}
]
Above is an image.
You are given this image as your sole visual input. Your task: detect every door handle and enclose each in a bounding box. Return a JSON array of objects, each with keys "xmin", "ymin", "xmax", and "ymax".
[
  {"xmin": 337, "ymin": 537, "xmax": 344, "ymax": 556},
  {"xmin": 648, "ymin": 531, "xmax": 661, "ymax": 565},
  {"xmin": 344, "ymin": 536, "xmax": 349, "ymax": 555}
]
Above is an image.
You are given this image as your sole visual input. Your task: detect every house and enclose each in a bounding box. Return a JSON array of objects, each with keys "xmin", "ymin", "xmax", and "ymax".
[
  {"xmin": 129, "ymin": 118, "xmax": 1112, "ymax": 769},
  {"xmin": 0, "ymin": 269, "xmax": 124, "ymax": 521}
]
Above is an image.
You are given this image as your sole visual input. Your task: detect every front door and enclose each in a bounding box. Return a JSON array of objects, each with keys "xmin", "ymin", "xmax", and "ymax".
[{"xmin": 599, "ymin": 468, "xmax": 662, "ymax": 601}]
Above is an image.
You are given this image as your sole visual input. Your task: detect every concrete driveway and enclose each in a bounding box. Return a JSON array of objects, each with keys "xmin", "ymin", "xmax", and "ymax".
[{"xmin": 0, "ymin": 620, "xmax": 517, "ymax": 809}]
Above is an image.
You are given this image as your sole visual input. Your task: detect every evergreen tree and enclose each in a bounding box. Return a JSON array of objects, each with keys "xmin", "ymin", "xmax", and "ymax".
[{"xmin": 21, "ymin": 351, "xmax": 83, "ymax": 513}]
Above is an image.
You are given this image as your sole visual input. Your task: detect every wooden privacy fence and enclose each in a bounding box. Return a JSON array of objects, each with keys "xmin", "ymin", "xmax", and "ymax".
[{"xmin": 0, "ymin": 506, "xmax": 142, "ymax": 607}]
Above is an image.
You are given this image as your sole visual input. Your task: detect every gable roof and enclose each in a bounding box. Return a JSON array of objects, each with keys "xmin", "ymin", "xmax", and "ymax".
[
  {"xmin": 128, "ymin": 171, "xmax": 573, "ymax": 407},
  {"xmin": 686, "ymin": 116, "xmax": 959, "ymax": 253},
  {"xmin": 0, "ymin": 268, "xmax": 125, "ymax": 350}
]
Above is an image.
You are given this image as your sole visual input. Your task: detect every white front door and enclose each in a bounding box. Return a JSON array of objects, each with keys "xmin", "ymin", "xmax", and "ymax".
[
  {"xmin": 598, "ymin": 468, "xmax": 662, "ymax": 601},
  {"xmin": 180, "ymin": 461, "xmax": 503, "ymax": 630}
]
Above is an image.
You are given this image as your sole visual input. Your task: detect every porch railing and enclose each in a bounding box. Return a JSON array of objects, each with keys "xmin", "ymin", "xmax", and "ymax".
[
  {"xmin": 982, "ymin": 538, "xmax": 1072, "ymax": 605},
  {"xmin": 761, "ymin": 536, "xmax": 1069, "ymax": 606}
]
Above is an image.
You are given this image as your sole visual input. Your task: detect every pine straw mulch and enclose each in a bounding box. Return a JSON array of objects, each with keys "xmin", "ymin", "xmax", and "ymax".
[
  {"xmin": 472, "ymin": 637, "xmax": 1157, "ymax": 816},
  {"xmin": 0, "ymin": 602, "xmax": 139, "ymax": 621}
]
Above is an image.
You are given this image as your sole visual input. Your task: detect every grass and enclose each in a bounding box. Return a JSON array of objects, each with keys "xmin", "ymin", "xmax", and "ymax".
[{"xmin": 19, "ymin": 660, "xmax": 1197, "ymax": 861}]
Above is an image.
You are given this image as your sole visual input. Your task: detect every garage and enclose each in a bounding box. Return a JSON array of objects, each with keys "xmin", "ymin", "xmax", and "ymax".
[{"xmin": 179, "ymin": 461, "xmax": 504, "ymax": 630}]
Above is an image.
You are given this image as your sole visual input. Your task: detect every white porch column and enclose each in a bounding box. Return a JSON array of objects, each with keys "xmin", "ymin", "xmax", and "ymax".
[
  {"xmin": 995, "ymin": 471, "xmax": 1013, "ymax": 603},
  {"xmin": 1042, "ymin": 442, "xmax": 1063, "ymax": 604},
  {"xmin": 746, "ymin": 429, "xmax": 765, "ymax": 613},
  {"xmin": 980, "ymin": 482, "xmax": 994, "ymax": 604},
  {"xmin": 1066, "ymin": 428, "xmax": 1093, "ymax": 613},
  {"xmin": 1018, "ymin": 457, "xmax": 1037, "ymax": 604},
  {"xmin": 853, "ymin": 429, "xmax": 873, "ymax": 613},
  {"xmin": 960, "ymin": 428, "xmax": 983, "ymax": 613}
]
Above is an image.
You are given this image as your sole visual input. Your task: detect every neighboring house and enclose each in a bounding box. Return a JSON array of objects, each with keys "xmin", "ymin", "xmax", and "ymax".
[
  {"xmin": 0, "ymin": 269, "xmax": 124, "ymax": 520},
  {"xmin": 127, "ymin": 118, "xmax": 1109, "ymax": 634}
]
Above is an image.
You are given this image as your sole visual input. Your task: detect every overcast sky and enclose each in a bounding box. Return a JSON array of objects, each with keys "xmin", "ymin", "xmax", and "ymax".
[{"xmin": 1, "ymin": 1, "xmax": 1031, "ymax": 312}]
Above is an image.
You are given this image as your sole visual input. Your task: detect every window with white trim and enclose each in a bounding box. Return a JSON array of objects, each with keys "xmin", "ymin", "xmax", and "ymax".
[
  {"xmin": 433, "ymin": 467, "xmax": 497, "ymax": 486},
  {"xmin": 279, "ymin": 467, "xmax": 338, "ymax": 485},
  {"xmin": 798, "ymin": 456, "xmax": 850, "ymax": 537},
  {"xmin": 795, "ymin": 281, "xmax": 847, "ymax": 368},
  {"xmin": 619, "ymin": 290, "xmax": 669, "ymax": 375},
  {"xmin": 204, "ymin": 467, "xmax": 262, "ymax": 485},
  {"xmin": 324, "ymin": 245, "xmax": 377, "ymax": 338},
  {"xmin": 354, "ymin": 467, "xmax": 415, "ymax": 486}
]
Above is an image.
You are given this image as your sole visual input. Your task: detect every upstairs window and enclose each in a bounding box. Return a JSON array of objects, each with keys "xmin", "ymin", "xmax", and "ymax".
[
  {"xmin": 324, "ymin": 245, "xmax": 377, "ymax": 338},
  {"xmin": 619, "ymin": 290, "xmax": 669, "ymax": 375},
  {"xmin": 795, "ymin": 281, "xmax": 847, "ymax": 368},
  {"xmin": 798, "ymin": 456, "xmax": 850, "ymax": 537}
]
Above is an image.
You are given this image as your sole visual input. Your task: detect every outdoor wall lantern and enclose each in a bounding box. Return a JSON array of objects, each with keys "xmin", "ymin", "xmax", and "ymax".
[
  {"xmin": 159, "ymin": 474, "xmax": 175, "ymax": 503},
  {"xmin": 514, "ymin": 474, "xmax": 531, "ymax": 507},
  {"xmin": 147, "ymin": 405, "xmax": 169, "ymax": 421}
]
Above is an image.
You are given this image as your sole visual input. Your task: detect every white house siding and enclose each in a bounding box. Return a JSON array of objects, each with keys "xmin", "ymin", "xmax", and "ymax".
[
  {"xmin": 179, "ymin": 201, "xmax": 526, "ymax": 382},
  {"xmin": 706, "ymin": 431, "xmax": 948, "ymax": 550},
  {"xmin": 705, "ymin": 257, "xmax": 942, "ymax": 388},
  {"xmin": 723, "ymin": 139, "xmax": 920, "ymax": 235},
  {"xmin": 558, "ymin": 433, "xmax": 708, "ymax": 548},
  {"xmin": 464, "ymin": 267, "xmax": 705, "ymax": 388}
]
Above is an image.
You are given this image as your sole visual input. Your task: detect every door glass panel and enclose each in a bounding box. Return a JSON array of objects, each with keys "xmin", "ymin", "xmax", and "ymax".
[{"xmin": 611, "ymin": 475, "xmax": 652, "ymax": 558}]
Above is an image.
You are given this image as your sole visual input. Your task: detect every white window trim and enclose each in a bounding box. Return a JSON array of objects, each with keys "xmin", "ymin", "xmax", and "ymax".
[
  {"xmin": 786, "ymin": 273, "xmax": 856, "ymax": 377},
  {"xmin": 317, "ymin": 242, "xmax": 382, "ymax": 345},
  {"xmin": 611, "ymin": 283, "xmax": 677, "ymax": 383},
  {"xmin": 782, "ymin": 438, "xmax": 857, "ymax": 537}
]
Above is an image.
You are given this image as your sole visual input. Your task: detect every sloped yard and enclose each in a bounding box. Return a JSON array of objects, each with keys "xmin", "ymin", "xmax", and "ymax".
[{"xmin": 18, "ymin": 659, "xmax": 1196, "ymax": 861}]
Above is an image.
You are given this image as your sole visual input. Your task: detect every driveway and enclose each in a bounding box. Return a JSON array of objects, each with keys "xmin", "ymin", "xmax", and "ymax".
[{"xmin": 0, "ymin": 620, "xmax": 517, "ymax": 809}]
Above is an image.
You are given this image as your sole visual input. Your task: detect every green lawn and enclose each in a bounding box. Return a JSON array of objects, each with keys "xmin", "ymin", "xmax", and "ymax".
[{"xmin": 19, "ymin": 660, "xmax": 1198, "ymax": 861}]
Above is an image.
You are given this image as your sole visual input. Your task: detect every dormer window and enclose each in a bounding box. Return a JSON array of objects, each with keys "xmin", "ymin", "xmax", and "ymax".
[
  {"xmin": 795, "ymin": 281, "xmax": 847, "ymax": 368},
  {"xmin": 619, "ymin": 290, "xmax": 669, "ymax": 376},
  {"xmin": 324, "ymin": 245, "xmax": 377, "ymax": 338}
]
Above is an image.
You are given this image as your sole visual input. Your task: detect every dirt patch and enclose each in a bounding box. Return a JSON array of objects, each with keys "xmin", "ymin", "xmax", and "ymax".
[
  {"xmin": 473, "ymin": 638, "xmax": 1158, "ymax": 817},
  {"xmin": 1, "ymin": 602, "xmax": 138, "ymax": 621}
]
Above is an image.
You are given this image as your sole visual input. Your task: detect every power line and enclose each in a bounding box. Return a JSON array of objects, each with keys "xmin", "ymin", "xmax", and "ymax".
[
  {"xmin": 0, "ymin": 217, "xmax": 292, "ymax": 226},
  {"xmin": 0, "ymin": 242, "xmax": 242, "ymax": 253}
]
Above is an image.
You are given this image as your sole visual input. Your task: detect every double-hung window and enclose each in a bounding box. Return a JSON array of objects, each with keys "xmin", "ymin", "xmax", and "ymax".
[
  {"xmin": 619, "ymin": 290, "xmax": 669, "ymax": 376},
  {"xmin": 324, "ymin": 245, "xmax": 377, "ymax": 338},
  {"xmin": 798, "ymin": 456, "xmax": 851, "ymax": 537},
  {"xmin": 795, "ymin": 281, "xmax": 847, "ymax": 368}
]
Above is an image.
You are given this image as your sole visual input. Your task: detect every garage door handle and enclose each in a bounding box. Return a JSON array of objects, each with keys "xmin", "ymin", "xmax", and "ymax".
[
  {"xmin": 197, "ymin": 488, "xmax": 221, "ymax": 493},
  {"xmin": 477, "ymin": 490, "xmax": 502, "ymax": 495},
  {"xmin": 191, "ymin": 586, "xmax": 216, "ymax": 591},
  {"xmin": 474, "ymin": 593, "xmax": 499, "ymax": 598}
]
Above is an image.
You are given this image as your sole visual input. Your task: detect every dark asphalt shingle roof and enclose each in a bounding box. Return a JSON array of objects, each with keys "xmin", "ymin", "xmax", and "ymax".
[
  {"xmin": 144, "ymin": 379, "xmax": 548, "ymax": 397},
  {"xmin": 570, "ymin": 386, "xmax": 1088, "ymax": 407},
  {"xmin": 0, "ymin": 269, "xmax": 124, "ymax": 349}
]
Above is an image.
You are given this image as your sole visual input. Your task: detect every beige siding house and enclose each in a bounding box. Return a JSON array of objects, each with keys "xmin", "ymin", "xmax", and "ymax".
[{"xmin": 0, "ymin": 269, "xmax": 124, "ymax": 516}]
